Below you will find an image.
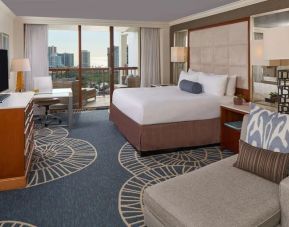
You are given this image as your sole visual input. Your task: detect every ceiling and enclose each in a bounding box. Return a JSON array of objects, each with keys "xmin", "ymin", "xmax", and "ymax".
[{"xmin": 2, "ymin": 0, "xmax": 240, "ymax": 22}]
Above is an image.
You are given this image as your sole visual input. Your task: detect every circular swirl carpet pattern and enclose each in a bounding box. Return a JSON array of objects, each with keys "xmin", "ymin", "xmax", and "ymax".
[
  {"xmin": 28, "ymin": 127, "xmax": 97, "ymax": 188},
  {"xmin": 0, "ymin": 221, "xmax": 36, "ymax": 227},
  {"xmin": 118, "ymin": 143, "xmax": 233, "ymax": 227},
  {"xmin": 34, "ymin": 127, "xmax": 69, "ymax": 147}
]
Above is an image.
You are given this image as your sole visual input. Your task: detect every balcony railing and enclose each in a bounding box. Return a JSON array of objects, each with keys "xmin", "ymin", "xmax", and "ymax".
[
  {"xmin": 49, "ymin": 66, "xmax": 138, "ymax": 108},
  {"xmin": 49, "ymin": 67, "xmax": 138, "ymax": 87}
]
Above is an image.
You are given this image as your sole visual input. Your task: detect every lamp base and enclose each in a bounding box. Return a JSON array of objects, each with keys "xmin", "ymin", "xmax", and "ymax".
[{"xmin": 15, "ymin": 71, "xmax": 24, "ymax": 92}]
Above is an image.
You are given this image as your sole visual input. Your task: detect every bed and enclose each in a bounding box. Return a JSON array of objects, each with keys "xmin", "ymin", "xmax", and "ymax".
[
  {"xmin": 110, "ymin": 19, "xmax": 250, "ymax": 154},
  {"xmin": 110, "ymin": 86, "xmax": 232, "ymax": 153}
]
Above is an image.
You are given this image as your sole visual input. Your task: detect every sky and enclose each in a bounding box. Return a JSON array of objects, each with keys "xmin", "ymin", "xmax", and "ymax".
[{"xmin": 48, "ymin": 29, "xmax": 121, "ymax": 67}]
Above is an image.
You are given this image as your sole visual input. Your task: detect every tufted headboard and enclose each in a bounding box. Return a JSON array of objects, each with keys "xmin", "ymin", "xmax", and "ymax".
[{"xmin": 189, "ymin": 19, "xmax": 250, "ymax": 99}]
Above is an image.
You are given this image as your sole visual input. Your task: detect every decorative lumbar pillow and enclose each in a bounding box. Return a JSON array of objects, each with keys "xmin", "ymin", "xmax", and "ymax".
[
  {"xmin": 178, "ymin": 71, "xmax": 199, "ymax": 86},
  {"xmin": 179, "ymin": 80, "xmax": 203, "ymax": 94},
  {"xmin": 234, "ymin": 140, "xmax": 289, "ymax": 183},
  {"xmin": 246, "ymin": 104, "xmax": 289, "ymax": 153},
  {"xmin": 198, "ymin": 72, "xmax": 228, "ymax": 96},
  {"xmin": 226, "ymin": 75, "xmax": 237, "ymax": 96}
]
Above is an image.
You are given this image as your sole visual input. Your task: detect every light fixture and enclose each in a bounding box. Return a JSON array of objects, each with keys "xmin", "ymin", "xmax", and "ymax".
[
  {"xmin": 11, "ymin": 58, "xmax": 31, "ymax": 92},
  {"xmin": 171, "ymin": 47, "xmax": 187, "ymax": 63}
]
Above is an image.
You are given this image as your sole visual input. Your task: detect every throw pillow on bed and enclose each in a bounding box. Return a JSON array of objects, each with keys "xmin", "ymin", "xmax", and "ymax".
[
  {"xmin": 178, "ymin": 71, "xmax": 199, "ymax": 86},
  {"xmin": 179, "ymin": 80, "xmax": 203, "ymax": 94},
  {"xmin": 246, "ymin": 104, "xmax": 289, "ymax": 153},
  {"xmin": 198, "ymin": 72, "xmax": 228, "ymax": 96},
  {"xmin": 234, "ymin": 140, "xmax": 289, "ymax": 184}
]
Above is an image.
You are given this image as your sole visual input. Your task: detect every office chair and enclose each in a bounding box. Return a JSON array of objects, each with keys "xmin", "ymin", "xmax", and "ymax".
[{"xmin": 33, "ymin": 77, "xmax": 62, "ymax": 127}]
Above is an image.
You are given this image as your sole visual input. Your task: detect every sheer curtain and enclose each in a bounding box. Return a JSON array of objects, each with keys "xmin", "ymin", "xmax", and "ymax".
[
  {"xmin": 25, "ymin": 24, "xmax": 49, "ymax": 90},
  {"xmin": 140, "ymin": 28, "xmax": 160, "ymax": 87}
]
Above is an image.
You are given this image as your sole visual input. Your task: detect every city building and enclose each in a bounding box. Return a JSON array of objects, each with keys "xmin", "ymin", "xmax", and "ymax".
[
  {"xmin": 81, "ymin": 50, "xmax": 90, "ymax": 68},
  {"xmin": 58, "ymin": 53, "xmax": 74, "ymax": 67},
  {"xmin": 48, "ymin": 46, "xmax": 58, "ymax": 67}
]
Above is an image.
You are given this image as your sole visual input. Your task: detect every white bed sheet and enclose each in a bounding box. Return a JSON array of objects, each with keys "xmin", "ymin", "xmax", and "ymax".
[{"xmin": 112, "ymin": 86, "xmax": 232, "ymax": 125}]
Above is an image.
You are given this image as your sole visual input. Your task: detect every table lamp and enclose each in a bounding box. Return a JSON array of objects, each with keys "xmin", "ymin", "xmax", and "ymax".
[
  {"xmin": 171, "ymin": 47, "xmax": 187, "ymax": 63},
  {"xmin": 11, "ymin": 58, "xmax": 31, "ymax": 92},
  {"xmin": 171, "ymin": 47, "xmax": 188, "ymax": 83}
]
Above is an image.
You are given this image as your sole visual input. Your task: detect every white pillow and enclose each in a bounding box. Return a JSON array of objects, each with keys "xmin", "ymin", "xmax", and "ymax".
[
  {"xmin": 198, "ymin": 72, "xmax": 228, "ymax": 96},
  {"xmin": 188, "ymin": 68, "xmax": 200, "ymax": 75},
  {"xmin": 178, "ymin": 71, "xmax": 199, "ymax": 86},
  {"xmin": 226, "ymin": 75, "xmax": 237, "ymax": 96}
]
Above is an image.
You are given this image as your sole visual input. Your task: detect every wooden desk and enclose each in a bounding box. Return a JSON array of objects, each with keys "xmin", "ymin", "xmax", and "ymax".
[
  {"xmin": 0, "ymin": 92, "xmax": 35, "ymax": 191},
  {"xmin": 220, "ymin": 103, "xmax": 250, "ymax": 153}
]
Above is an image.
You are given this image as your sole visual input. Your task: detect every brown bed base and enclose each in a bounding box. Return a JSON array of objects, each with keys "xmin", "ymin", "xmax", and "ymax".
[{"xmin": 110, "ymin": 104, "xmax": 220, "ymax": 154}]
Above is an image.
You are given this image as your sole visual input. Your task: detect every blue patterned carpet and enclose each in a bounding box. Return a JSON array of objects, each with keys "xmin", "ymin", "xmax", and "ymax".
[{"xmin": 0, "ymin": 110, "xmax": 233, "ymax": 227}]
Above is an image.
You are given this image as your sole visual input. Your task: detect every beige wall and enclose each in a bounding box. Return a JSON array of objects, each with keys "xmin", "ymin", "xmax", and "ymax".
[{"xmin": 0, "ymin": 1, "xmax": 24, "ymax": 91}]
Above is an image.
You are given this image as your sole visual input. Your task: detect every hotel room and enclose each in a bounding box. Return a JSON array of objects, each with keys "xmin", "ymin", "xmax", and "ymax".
[{"xmin": 0, "ymin": 0, "xmax": 289, "ymax": 226}]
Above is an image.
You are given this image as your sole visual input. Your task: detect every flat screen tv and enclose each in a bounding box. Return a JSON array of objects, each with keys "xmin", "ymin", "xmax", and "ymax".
[{"xmin": 0, "ymin": 49, "xmax": 8, "ymax": 93}]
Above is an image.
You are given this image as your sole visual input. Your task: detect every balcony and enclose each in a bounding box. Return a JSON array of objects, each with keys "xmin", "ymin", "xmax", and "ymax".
[{"xmin": 49, "ymin": 66, "xmax": 139, "ymax": 109}]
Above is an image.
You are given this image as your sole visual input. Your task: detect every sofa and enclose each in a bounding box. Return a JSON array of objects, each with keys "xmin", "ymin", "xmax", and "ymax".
[{"xmin": 143, "ymin": 115, "xmax": 287, "ymax": 227}]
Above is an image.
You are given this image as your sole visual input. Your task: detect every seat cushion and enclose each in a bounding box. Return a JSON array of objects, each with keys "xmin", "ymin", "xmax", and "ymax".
[{"xmin": 143, "ymin": 155, "xmax": 280, "ymax": 227}]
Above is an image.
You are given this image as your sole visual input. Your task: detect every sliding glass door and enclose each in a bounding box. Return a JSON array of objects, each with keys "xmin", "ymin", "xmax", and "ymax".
[
  {"xmin": 81, "ymin": 26, "xmax": 110, "ymax": 108},
  {"xmin": 48, "ymin": 25, "xmax": 80, "ymax": 108},
  {"xmin": 48, "ymin": 25, "xmax": 140, "ymax": 109}
]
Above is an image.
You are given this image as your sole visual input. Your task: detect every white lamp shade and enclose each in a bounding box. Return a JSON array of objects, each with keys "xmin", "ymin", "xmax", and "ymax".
[
  {"xmin": 264, "ymin": 26, "xmax": 289, "ymax": 60},
  {"xmin": 171, "ymin": 47, "xmax": 187, "ymax": 63},
  {"xmin": 11, "ymin": 58, "xmax": 31, "ymax": 72}
]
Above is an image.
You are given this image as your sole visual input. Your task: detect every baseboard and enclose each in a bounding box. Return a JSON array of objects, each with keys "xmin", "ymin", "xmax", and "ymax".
[{"xmin": 0, "ymin": 176, "xmax": 26, "ymax": 191}]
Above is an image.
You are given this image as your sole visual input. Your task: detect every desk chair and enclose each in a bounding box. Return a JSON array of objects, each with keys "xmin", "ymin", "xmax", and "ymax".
[{"xmin": 33, "ymin": 77, "xmax": 62, "ymax": 127}]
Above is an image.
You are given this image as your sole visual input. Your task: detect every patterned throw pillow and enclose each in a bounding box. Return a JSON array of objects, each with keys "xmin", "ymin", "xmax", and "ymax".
[
  {"xmin": 234, "ymin": 140, "xmax": 289, "ymax": 183},
  {"xmin": 246, "ymin": 104, "xmax": 289, "ymax": 153}
]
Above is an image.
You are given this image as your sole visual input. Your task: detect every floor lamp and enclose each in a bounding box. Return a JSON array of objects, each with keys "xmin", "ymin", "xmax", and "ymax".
[
  {"xmin": 11, "ymin": 58, "xmax": 31, "ymax": 92},
  {"xmin": 171, "ymin": 47, "xmax": 187, "ymax": 84}
]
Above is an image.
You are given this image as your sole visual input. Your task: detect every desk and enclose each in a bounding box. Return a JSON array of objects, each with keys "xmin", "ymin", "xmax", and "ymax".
[{"xmin": 34, "ymin": 88, "xmax": 73, "ymax": 129}]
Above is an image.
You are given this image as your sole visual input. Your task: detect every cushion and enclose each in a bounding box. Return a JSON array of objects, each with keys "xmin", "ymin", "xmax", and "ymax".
[
  {"xmin": 246, "ymin": 104, "xmax": 289, "ymax": 153},
  {"xmin": 143, "ymin": 155, "xmax": 280, "ymax": 227},
  {"xmin": 178, "ymin": 70, "xmax": 198, "ymax": 86},
  {"xmin": 179, "ymin": 80, "xmax": 203, "ymax": 94},
  {"xmin": 198, "ymin": 72, "xmax": 228, "ymax": 96},
  {"xmin": 226, "ymin": 75, "xmax": 237, "ymax": 96},
  {"xmin": 188, "ymin": 68, "xmax": 200, "ymax": 75},
  {"xmin": 234, "ymin": 140, "xmax": 289, "ymax": 183}
]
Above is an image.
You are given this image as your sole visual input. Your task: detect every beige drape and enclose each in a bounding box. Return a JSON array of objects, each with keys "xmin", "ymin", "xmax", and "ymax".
[
  {"xmin": 24, "ymin": 24, "xmax": 49, "ymax": 90},
  {"xmin": 140, "ymin": 28, "xmax": 160, "ymax": 87}
]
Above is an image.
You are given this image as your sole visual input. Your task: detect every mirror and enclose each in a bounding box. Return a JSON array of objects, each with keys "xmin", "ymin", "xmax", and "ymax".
[{"xmin": 252, "ymin": 9, "xmax": 289, "ymax": 108}]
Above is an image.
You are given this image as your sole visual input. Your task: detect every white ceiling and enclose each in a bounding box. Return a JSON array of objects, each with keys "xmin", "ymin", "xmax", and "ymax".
[{"xmin": 2, "ymin": 0, "xmax": 240, "ymax": 22}]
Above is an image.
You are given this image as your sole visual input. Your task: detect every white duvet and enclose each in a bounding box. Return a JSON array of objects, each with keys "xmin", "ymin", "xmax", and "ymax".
[{"xmin": 112, "ymin": 86, "xmax": 232, "ymax": 125}]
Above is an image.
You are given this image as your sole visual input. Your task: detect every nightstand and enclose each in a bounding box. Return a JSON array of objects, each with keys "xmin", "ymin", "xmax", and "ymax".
[{"xmin": 220, "ymin": 103, "xmax": 250, "ymax": 153}]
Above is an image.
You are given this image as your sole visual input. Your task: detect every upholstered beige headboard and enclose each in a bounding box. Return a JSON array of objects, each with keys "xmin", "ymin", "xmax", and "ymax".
[{"xmin": 189, "ymin": 20, "xmax": 249, "ymax": 96}]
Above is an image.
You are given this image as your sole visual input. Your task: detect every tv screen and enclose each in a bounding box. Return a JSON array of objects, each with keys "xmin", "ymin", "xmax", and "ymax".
[{"xmin": 0, "ymin": 49, "xmax": 8, "ymax": 93}]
